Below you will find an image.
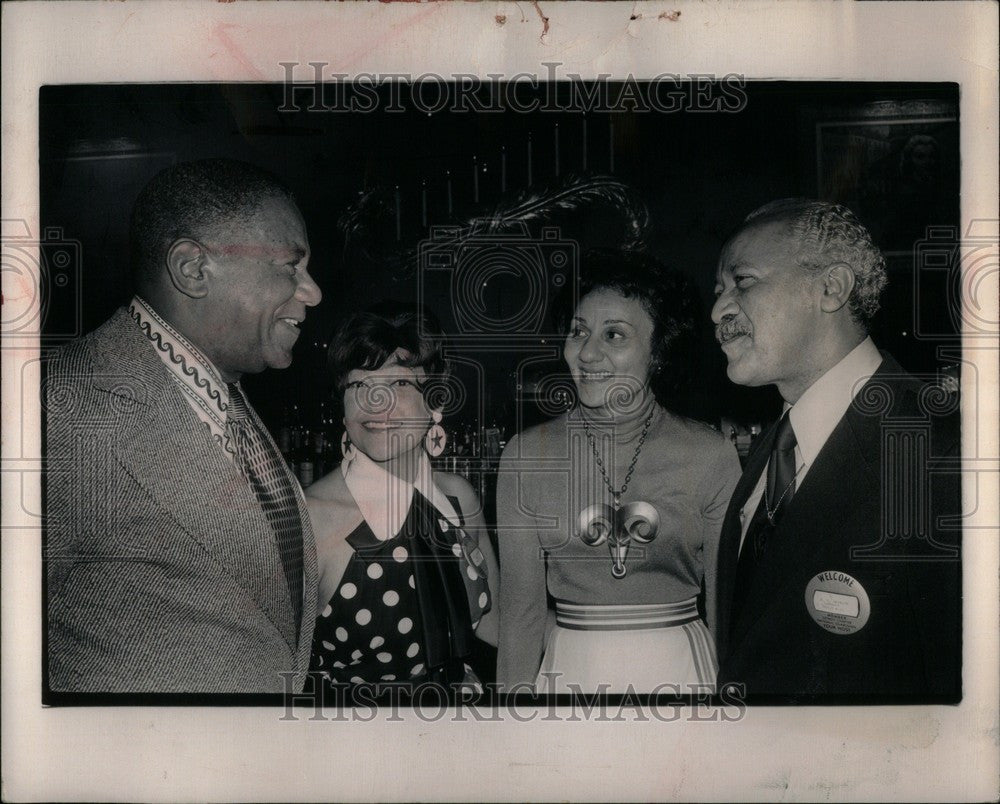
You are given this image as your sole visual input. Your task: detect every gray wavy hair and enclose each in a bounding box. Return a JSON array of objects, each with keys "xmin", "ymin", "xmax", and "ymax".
[{"xmin": 743, "ymin": 198, "xmax": 888, "ymax": 327}]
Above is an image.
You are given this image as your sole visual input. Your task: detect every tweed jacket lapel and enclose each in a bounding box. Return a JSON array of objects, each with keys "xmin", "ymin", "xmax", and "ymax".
[
  {"xmin": 295, "ymin": 483, "xmax": 318, "ymax": 669},
  {"xmin": 90, "ymin": 309, "xmax": 304, "ymax": 652}
]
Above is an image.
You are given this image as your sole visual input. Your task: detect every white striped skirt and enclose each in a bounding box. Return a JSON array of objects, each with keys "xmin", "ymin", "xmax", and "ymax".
[{"xmin": 535, "ymin": 599, "xmax": 718, "ymax": 695}]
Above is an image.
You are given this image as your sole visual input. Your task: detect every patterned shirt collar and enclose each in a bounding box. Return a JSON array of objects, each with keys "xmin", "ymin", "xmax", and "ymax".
[{"xmin": 128, "ymin": 295, "xmax": 232, "ymax": 454}]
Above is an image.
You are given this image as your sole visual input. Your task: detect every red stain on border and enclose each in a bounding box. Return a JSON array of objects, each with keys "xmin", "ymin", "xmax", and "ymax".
[
  {"xmin": 211, "ymin": 23, "xmax": 266, "ymax": 80},
  {"xmin": 325, "ymin": 3, "xmax": 444, "ymax": 72}
]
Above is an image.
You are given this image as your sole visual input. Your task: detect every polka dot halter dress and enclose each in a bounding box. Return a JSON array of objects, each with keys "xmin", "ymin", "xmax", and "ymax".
[{"xmin": 311, "ymin": 491, "xmax": 490, "ymax": 688}]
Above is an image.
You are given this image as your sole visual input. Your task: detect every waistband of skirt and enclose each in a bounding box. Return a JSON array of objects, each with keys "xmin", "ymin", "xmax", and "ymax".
[{"xmin": 553, "ymin": 599, "xmax": 700, "ymax": 631}]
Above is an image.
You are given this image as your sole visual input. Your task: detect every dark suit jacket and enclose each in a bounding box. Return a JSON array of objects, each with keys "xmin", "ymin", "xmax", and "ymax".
[
  {"xmin": 45, "ymin": 309, "xmax": 318, "ymax": 694},
  {"xmin": 716, "ymin": 353, "xmax": 961, "ymax": 701}
]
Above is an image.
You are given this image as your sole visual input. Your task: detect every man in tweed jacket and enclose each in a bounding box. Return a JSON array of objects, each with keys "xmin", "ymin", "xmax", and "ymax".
[{"xmin": 46, "ymin": 160, "xmax": 322, "ymax": 694}]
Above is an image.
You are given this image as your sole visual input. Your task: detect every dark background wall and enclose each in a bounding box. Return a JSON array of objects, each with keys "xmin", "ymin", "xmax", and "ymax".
[{"xmin": 39, "ymin": 81, "xmax": 960, "ymax": 439}]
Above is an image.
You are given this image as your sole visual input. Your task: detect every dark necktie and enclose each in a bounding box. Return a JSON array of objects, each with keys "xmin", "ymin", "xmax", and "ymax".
[
  {"xmin": 731, "ymin": 413, "xmax": 797, "ymax": 624},
  {"xmin": 226, "ymin": 382, "xmax": 304, "ymax": 630},
  {"xmin": 765, "ymin": 411, "xmax": 798, "ymax": 527}
]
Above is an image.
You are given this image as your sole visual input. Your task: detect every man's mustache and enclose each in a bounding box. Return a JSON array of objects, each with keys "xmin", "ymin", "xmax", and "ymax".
[{"xmin": 716, "ymin": 317, "xmax": 751, "ymax": 344}]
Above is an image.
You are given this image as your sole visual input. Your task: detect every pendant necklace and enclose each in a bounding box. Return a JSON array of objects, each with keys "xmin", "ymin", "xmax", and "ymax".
[
  {"xmin": 582, "ymin": 407, "xmax": 655, "ymax": 510},
  {"xmin": 578, "ymin": 407, "xmax": 660, "ymax": 578}
]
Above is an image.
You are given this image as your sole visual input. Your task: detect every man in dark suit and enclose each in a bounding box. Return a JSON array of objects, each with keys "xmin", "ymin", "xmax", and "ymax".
[
  {"xmin": 46, "ymin": 159, "xmax": 322, "ymax": 693},
  {"xmin": 711, "ymin": 198, "xmax": 961, "ymax": 700}
]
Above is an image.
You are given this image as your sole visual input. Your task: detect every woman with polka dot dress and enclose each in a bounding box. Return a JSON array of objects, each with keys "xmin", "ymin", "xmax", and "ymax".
[{"xmin": 307, "ymin": 303, "xmax": 498, "ymax": 693}]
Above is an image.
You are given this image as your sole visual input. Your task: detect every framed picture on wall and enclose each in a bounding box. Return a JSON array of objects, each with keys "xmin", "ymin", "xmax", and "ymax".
[{"xmin": 811, "ymin": 98, "xmax": 959, "ymax": 255}]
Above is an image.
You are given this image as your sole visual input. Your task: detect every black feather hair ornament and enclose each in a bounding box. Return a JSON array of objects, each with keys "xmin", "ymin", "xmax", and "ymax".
[{"xmin": 336, "ymin": 172, "xmax": 652, "ymax": 277}]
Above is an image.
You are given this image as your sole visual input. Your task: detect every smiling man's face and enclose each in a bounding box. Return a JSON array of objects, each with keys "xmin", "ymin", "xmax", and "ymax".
[
  {"xmin": 711, "ymin": 219, "xmax": 827, "ymax": 402},
  {"xmin": 200, "ymin": 195, "xmax": 320, "ymax": 381}
]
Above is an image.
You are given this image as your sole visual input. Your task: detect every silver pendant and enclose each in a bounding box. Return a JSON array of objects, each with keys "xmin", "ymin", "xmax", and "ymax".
[{"xmin": 576, "ymin": 500, "xmax": 660, "ymax": 578}]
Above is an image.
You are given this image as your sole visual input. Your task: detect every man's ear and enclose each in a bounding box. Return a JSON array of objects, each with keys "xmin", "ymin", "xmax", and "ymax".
[
  {"xmin": 165, "ymin": 238, "xmax": 210, "ymax": 299},
  {"xmin": 819, "ymin": 263, "xmax": 856, "ymax": 313}
]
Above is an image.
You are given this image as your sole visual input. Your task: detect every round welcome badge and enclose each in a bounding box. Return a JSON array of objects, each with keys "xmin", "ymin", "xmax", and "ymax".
[{"xmin": 804, "ymin": 570, "xmax": 871, "ymax": 635}]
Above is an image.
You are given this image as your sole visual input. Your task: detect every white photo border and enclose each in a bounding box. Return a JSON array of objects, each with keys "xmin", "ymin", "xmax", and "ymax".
[{"xmin": 2, "ymin": 2, "xmax": 997, "ymax": 801}]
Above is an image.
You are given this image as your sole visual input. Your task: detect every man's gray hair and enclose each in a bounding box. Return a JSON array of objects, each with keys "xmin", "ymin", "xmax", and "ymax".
[{"xmin": 744, "ymin": 198, "xmax": 888, "ymax": 327}]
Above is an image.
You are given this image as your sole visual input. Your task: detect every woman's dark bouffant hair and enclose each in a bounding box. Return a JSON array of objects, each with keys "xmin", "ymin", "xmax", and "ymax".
[
  {"xmin": 556, "ymin": 248, "xmax": 701, "ymax": 407},
  {"xmin": 327, "ymin": 300, "xmax": 450, "ymax": 393}
]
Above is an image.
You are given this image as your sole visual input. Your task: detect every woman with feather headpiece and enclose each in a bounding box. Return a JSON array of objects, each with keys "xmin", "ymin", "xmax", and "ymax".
[{"xmin": 496, "ymin": 249, "xmax": 742, "ymax": 694}]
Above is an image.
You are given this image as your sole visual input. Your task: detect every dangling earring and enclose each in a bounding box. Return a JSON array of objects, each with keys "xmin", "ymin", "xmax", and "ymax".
[
  {"xmin": 424, "ymin": 410, "xmax": 447, "ymax": 458},
  {"xmin": 341, "ymin": 425, "xmax": 355, "ymax": 461}
]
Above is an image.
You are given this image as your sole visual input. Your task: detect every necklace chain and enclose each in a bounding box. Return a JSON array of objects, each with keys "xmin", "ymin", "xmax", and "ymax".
[
  {"xmin": 582, "ymin": 408, "xmax": 655, "ymax": 504},
  {"xmin": 764, "ymin": 465, "xmax": 802, "ymax": 524}
]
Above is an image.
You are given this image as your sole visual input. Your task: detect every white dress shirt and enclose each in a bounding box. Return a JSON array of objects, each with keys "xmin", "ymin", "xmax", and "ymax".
[{"xmin": 738, "ymin": 337, "xmax": 884, "ymax": 551}]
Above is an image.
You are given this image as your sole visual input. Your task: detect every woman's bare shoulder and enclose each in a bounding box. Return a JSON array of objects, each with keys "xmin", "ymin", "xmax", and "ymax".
[
  {"xmin": 434, "ymin": 469, "xmax": 479, "ymax": 505},
  {"xmin": 306, "ymin": 469, "xmax": 363, "ymax": 543},
  {"xmin": 434, "ymin": 470, "xmax": 488, "ymax": 531}
]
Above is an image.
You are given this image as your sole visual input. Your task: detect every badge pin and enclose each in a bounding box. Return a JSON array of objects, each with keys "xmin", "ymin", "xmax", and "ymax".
[{"xmin": 804, "ymin": 570, "xmax": 871, "ymax": 634}]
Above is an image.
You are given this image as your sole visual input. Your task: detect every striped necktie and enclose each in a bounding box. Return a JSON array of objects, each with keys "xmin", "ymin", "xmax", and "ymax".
[{"xmin": 226, "ymin": 382, "xmax": 303, "ymax": 630}]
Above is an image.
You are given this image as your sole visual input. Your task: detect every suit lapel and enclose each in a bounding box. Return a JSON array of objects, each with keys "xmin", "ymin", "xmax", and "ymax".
[
  {"xmin": 727, "ymin": 372, "xmax": 884, "ymax": 651},
  {"xmin": 92, "ymin": 310, "xmax": 300, "ymax": 652},
  {"xmin": 716, "ymin": 423, "xmax": 778, "ymax": 655}
]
